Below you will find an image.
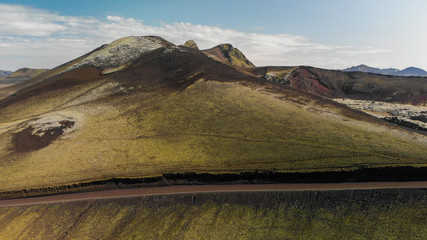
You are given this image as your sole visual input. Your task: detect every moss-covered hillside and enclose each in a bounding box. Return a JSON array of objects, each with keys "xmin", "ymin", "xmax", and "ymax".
[
  {"xmin": 1, "ymin": 189, "xmax": 426, "ymax": 239},
  {"xmin": 0, "ymin": 36, "xmax": 426, "ymax": 193}
]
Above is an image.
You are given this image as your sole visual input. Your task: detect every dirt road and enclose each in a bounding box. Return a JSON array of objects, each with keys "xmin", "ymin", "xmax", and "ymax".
[{"xmin": 1, "ymin": 182, "xmax": 426, "ymax": 207}]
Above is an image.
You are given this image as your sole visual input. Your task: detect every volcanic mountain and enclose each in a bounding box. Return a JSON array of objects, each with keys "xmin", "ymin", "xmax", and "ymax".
[{"xmin": 0, "ymin": 36, "xmax": 426, "ymax": 195}]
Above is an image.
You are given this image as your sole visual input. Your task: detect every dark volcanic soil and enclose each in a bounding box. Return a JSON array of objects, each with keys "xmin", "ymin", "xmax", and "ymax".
[{"xmin": 13, "ymin": 120, "xmax": 74, "ymax": 152}]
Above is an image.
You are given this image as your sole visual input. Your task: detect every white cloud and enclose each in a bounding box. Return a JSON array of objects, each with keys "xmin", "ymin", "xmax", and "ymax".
[
  {"xmin": 0, "ymin": 4, "xmax": 396, "ymax": 71},
  {"xmin": 0, "ymin": 4, "xmax": 66, "ymax": 36},
  {"xmin": 336, "ymin": 47, "xmax": 392, "ymax": 55}
]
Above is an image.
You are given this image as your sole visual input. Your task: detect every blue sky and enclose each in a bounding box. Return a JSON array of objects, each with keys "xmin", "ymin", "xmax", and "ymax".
[{"xmin": 0, "ymin": 0, "xmax": 426, "ymax": 70}]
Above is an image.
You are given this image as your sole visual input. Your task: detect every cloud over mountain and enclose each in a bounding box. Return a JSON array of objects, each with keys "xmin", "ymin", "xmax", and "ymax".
[{"xmin": 0, "ymin": 4, "xmax": 391, "ymax": 70}]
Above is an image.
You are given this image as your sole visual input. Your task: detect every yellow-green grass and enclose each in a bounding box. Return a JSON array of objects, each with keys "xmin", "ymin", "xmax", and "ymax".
[
  {"xmin": 0, "ymin": 77, "xmax": 426, "ymax": 192},
  {"xmin": 0, "ymin": 189, "xmax": 426, "ymax": 239},
  {"xmin": 227, "ymin": 53, "xmax": 252, "ymax": 68},
  {"xmin": 217, "ymin": 44, "xmax": 253, "ymax": 68},
  {"xmin": 202, "ymin": 44, "xmax": 254, "ymax": 68}
]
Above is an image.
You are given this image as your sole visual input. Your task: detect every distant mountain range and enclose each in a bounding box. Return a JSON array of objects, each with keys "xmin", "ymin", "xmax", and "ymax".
[
  {"xmin": 0, "ymin": 68, "xmax": 48, "ymax": 85},
  {"xmin": 343, "ymin": 64, "xmax": 427, "ymax": 76},
  {"xmin": 0, "ymin": 68, "xmax": 49, "ymax": 100}
]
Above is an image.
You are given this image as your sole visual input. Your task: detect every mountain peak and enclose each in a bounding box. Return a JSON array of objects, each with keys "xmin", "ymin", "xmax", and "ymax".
[
  {"xmin": 356, "ymin": 64, "xmax": 369, "ymax": 67},
  {"xmin": 398, "ymin": 67, "xmax": 427, "ymax": 76},
  {"xmin": 64, "ymin": 36, "xmax": 174, "ymax": 74},
  {"xmin": 182, "ymin": 40, "xmax": 199, "ymax": 50},
  {"xmin": 202, "ymin": 43, "xmax": 255, "ymax": 68}
]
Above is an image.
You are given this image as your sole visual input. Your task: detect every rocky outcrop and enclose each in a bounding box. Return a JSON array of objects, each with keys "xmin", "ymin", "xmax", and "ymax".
[
  {"xmin": 202, "ymin": 43, "xmax": 255, "ymax": 68},
  {"xmin": 383, "ymin": 117, "xmax": 427, "ymax": 132},
  {"xmin": 334, "ymin": 98, "xmax": 427, "ymax": 132},
  {"xmin": 182, "ymin": 40, "xmax": 199, "ymax": 50},
  {"xmin": 64, "ymin": 36, "xmax": 174, "ymax": 73},
  {"xmin": 244, "ymin": 66, "xmax": 296, "ymax": 85},
  {"xmin": 264, "ymin": 73, "xmax": 290, "ymax": 84}
]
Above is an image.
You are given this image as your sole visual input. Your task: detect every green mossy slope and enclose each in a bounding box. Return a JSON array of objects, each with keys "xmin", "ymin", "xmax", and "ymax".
[
  {"xmin": 0, "ymin": 43, "xmax": 425, "ymax": 192},
  {"xmin": 0, "ymin": 189, "xmax": 426, "ymax": 239}
]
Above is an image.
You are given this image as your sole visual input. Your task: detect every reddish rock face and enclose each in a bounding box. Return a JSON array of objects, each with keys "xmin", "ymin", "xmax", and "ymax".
[
  {"xmin": 287, "ymin": 67, "xmax": 337, "ymax": 97},
  {"xmin": 245, "ymin": 65, "xmax": 426, "ymax": 105},
  {"xmin": 285, "ymin": 66, "xmax": 427, "ymax": 105},
  {"xmin": 410, "ymin": 92, "xmax": 427, "ymax": 105}
]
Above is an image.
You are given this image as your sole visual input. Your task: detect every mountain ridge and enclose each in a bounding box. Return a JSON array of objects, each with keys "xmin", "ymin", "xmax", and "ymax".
[
  {"xmin": 344, "ymin": 64, "xmax": 427, "ymax": 76},
  {"xmin": 246, "ymin": 65, "xmax": 427, "ymax": 105}
]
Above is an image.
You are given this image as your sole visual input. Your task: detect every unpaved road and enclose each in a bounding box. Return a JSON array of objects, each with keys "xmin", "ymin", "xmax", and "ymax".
[{"xmin": 1, "ymin": 182, "xmax": 426, "ymax": 207}]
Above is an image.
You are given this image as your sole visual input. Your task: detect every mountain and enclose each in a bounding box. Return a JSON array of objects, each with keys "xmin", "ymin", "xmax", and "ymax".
[
  {"xmin": 398, "ymin": 67, "xmax": 427, "ymax": 76},
  {"xmin": 247, "ymin": 66, "xmax": 427, "ymax": 105},
  {"xmin": 182, "ymin": 39, "xmax": 199, "ymax": 50},
  {"xmin": 344, "ymin": 64, "xmax": 399, "ymax": 75},
  {"xmin": 0, "ymin": 68, "xmax": 48, "ymax": 85},
  {"xmin": 0, "ymin": 36, "xmax": 426, "ymax": 196},
  {"xmin": 0, "ymin": 68, "xmax": 48, "ymax": 100},
  {"xmin": 0, "ymin": 70, "xmax": 12, "ymax": 77},
  {"xmin": 202, "ymin": 43, "xmax": 255, "ymax": 67},
  {"xmin": 8, "ymin": 68, "xmax": 47, "ymax": 78},
  {"xmin": 344, "ymin": 64, "xmax": 427, "ymax": 76}
]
